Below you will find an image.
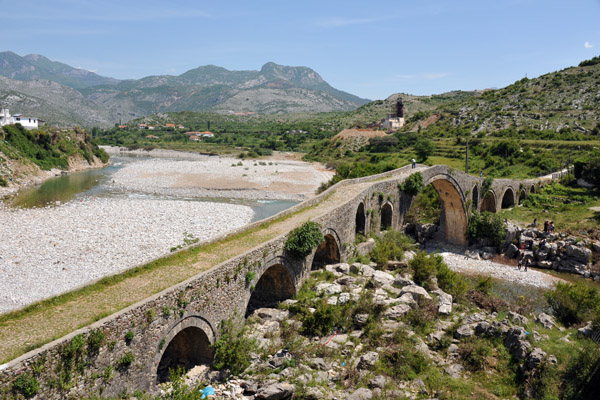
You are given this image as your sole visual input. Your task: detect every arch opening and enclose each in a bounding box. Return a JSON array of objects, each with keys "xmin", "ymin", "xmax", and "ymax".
[
  {"xmin": 530, "ymin": 185, "xmax": 536, "ymax": 194},
  {"xmin": 480, "ymin": 192, "xmax": 496, "ymax": 213},
  {"xmin": 501, "ymin": 188, "xmax": 515, "ymax": 209},
  {"xmin": 380, "ymin": 203, "xmax": 393, "ymax": 231},
  {"xmin": 311, "ymin": 234, "xmax": 341, "ymax": 270},
  {"xmin": 405, "ymin": 177, "xmax": 466, "ymax": 246},
  {"xmin": 471, "ymin": 185, "xmax": 479, "ymax": 211},
  {"xmin": 157, "ymin": 327, "xmax": 213, "ymax": 383},
  {"xmin": 246, "ymin": 264, "xmax": 295, "ymax": 316},
  {"xmin": 355, "ymin": 202, "xmax": 366, "ymax": 235}
]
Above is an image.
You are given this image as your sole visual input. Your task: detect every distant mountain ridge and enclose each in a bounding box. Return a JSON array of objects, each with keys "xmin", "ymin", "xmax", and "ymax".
[{"xmin": 0, "ymin": 52, "xmax": 369, "ymax": 127}]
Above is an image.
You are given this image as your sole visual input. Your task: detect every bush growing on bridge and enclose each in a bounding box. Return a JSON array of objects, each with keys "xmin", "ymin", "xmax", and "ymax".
[
  {"xmin": 12, "ymin": 373, "xmax": 40, "ymax": 399},
  {"xmin": 211, "ymin": 319, "xmax": 257, "ymax": 376},
  {"xmin": 399, "ymin": 172, "xmax": 424, "ymax": 196},
  {"xmin": 466, "ymin": 210, "xmax": 506, "ymax": 248},
  {"xmin": 284, "ymin": 221, "xmax": 323, "ymax": 259}
]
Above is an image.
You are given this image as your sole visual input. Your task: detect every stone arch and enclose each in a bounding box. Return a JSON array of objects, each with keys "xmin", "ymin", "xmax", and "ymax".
[
  {"xmin": 156, "ymin": 316, "xmax": 215, "ymax": 383},
  {"xmin": 519, "ymin": 189, "xmax": 526, "ymax": 204},
  {"xmin": 423, "ymin": 174, "xmax": 468, "ymax": 246},
  {"xmin": 380, "ymin": 202, "xmax": 393, "ymax": 230},
  {"xmin": 530, "ymin": 184, "xmax": 536, "ymax": 194},
  {"xmin": 246, "ymin": 260, "xmax": 296, "ymax": 316},
  {"xmin": 471, "ymin": 185, "xmax": 479, "ymax": 211},
  {"xmin": 501, "ymin": 187, "xmax": 516, "ymax": 209},
  {"xmin": 355, "ymin": 201, "xmax": 366, "ymax": 235},
  {"xmin": 311, "ymin": 231, "xmax": 341, "ymax": 270},
  {"xmin": 480, "ymin": 191, "xmax": 497, "ymax": 213}
]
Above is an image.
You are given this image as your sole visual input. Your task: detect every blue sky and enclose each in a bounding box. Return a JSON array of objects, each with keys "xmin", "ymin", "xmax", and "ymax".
[{"xmin": 2, "ymin": 0, "xmax": 600, "ymax": 99}]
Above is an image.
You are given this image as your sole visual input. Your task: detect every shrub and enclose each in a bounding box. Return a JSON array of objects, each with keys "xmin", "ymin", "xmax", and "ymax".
[
  {"xmin": 561, "ymin": 339, "xmax": 600, "ymax": 399},
  {"xmin": 466, "ymin": 210, "xmax": 506, "ymax": 247},
  {"xmin": 87, "ymin": 329, "xmax": 106, "ymax": 356},
  {"xmin": 245, "ymin": 271, "xmax": 256, "ymax": 287},
  {"xmin": 481, "ymin": 177, "xmax": 494, "ymax": 196},
  {"xmin": 300, "ymin": 298, "xmax": 351, "ymax": 336},
  {"xmin": 12, "ymin": 373, "xmax": 40, "ymax": 398},
  {"xmin": 117, "ymin": 352, "xmax": 135, "ymax": 369},
  {"xmin": 458, "ymin": 337, "xmax": 493, "ymax": 372},
  {"xmin": 475, "ymin": 275, "xmax": 494, "ymax": 296},
  {"xmin": 125, "ymin": 330, "xmax": 134, "ymax": 343},
  {"xmin": 399, "ymin": 172, "xmax": 424, "ymax": 196},
  {"xmin": 370, "ymin": 230, "xmax": 413, "ymax": 267},
  {"xmin": 545, "ymin": 282, "xmax": 600, "ymax": 326},
  {"xmin": 409, "ymin": 251, "xmax": 468, "ymax": 298},
  {"xmin": 284, "ymin": 221, "xmax": 323, "ymax": 259},
  {"xmin": 211, "ymin": 319, "xmax": 257, "ymax": 376}
]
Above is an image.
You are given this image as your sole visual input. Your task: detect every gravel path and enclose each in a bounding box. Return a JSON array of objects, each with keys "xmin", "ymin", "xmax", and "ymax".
[{"xmin": 0, "ymin": 198, "xmax": 253, "ymax": 313}]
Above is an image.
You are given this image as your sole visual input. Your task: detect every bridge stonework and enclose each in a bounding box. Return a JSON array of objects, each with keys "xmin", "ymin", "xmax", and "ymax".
[{"xmin": 0, "ymin": 165, "xmax": 551, "ymax": 398}]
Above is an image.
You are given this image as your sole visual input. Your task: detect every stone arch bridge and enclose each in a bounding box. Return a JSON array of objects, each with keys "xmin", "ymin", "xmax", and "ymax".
[{"xmin": 0, "ymin": 165, "xmax": 549, "ymax": 398}]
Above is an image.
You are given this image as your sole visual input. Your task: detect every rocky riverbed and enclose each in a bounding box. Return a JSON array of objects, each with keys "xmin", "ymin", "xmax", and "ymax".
[
  {"xmin": 105, "ymin": 147, "xmax": 334, "ymax": 201},
  {"xmin": 0, "ymin": 197, "xmax": 254, "ymax": 313}
]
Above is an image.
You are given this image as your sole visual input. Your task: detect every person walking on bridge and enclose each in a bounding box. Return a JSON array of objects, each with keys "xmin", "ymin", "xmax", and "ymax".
[{"xmin": 411, "ymin": 158, "xmax": 416, "ymax": 169}]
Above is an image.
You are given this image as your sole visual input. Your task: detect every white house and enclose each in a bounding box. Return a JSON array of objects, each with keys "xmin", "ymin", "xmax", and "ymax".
[{"xmin": 0, "ymin": 109, "xmax": 39, "ymax": 130}]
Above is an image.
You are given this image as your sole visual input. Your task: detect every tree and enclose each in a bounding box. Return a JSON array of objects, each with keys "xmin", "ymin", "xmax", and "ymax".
[
  {"xmin": 581, "ymin": 150, "xmax": 600, "ymax": 188},
  {"xmin": 413, "ymin": 138, "xmax": 435, "ymax": 162}
]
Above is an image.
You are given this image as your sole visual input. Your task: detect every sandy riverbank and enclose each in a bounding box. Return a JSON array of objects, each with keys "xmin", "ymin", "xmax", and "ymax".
[
  {"xmin": 104, "ymin": 147, "xmax": 334, "ymax": 201},
  {"xmin": 0, "ymin": 197, "xmax": 254, "ymax": 314}
]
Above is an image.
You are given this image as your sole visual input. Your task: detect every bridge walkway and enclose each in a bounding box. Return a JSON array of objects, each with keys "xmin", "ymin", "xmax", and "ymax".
[{"xmin": 0, "ymin": 166, "xmax": 426, "ymax": 363}]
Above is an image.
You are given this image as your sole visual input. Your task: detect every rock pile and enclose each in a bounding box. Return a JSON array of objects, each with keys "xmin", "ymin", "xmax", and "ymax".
[
  {"xmin": 166, "ymin": 261, "xmax": 566, "ymax": 399},
  {"xmin": 505, "ymin": 226, "xmax": 598, "ymax": 279}
]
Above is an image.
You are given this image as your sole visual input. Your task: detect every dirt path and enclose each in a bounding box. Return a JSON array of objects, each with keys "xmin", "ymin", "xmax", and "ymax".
[{"xmin": 0, "ymin": 167, "xmax": 407, "ymax": 363}]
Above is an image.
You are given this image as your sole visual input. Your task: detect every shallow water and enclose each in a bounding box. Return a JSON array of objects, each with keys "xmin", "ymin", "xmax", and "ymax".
[{"xmin": 4, "ymin": 155, "xmax": 298, "ymax": 221}]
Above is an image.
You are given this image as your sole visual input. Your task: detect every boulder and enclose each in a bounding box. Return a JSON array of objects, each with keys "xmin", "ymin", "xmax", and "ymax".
[
  {"xmin": 393, "ymin": 275, "xmax": 415, "ymax": 288},
  {"xmin": 336, "ymin": 276, "xmax": 356, "ymax": 286},
  {"xmin": 334, "ymin": 263, "xmax": 351, "ymax": 274},
  {"xmin": 254, "ymin": 308, "xmax": 290, "ymax": 322},
  {"xmin": 347, "ymin": 388, "xmax": 373, "ymax": 400},
  {"xmin": 384, "ymin": 304, "xmax": 412, "ymax": 320},
  {"xmin": 481, "ymin": 251, "xmax": 494, "ymax": 260},
  {"xmin": 566, "ymin": 244, "xmax": 592, "ymax": 264},
  {"xmin": 508, "ymin": 311, "xmax": 529, "ymax": 325},
  {"xmin": 371, "ymin": 270, "xmax": 395, "ymax": 287},
  {"xmin": 432, "ymin": 288, "xmax": 453, "ymax": 315},
  {"xmin": 504, "ymin": 327, "xmax": 531, "ymax": 360},
  {"xmin": 315, "ymin": 282, "xmax": 342, "ymax": 296},
  {"xmin": 445, "ymin": 363, "xmax": 464, "ymax": 378},
  {"xmin": 397, "ymin": 292, "xmax": 418, "ymax": 308},
  {"xmin": 359, "ymin": 264, "xmax": 376, "ymax": 278},
  {"xmin": 578, "ymin": 321, "xmax": 595, "ymax": 337},
  {"xmin": 506, "ymin": 243, "xmax": 519, "ymax": 259},
  {"xmin": 354, "ymin": 313, "xmax": 369, "ymax": 327},
  {"xmin": 309, "ymin": 358, "xmax": 329, "ymax": 371},
  {"xmin": 369, "ymin": 375, "xmax": 386, "ymax": 389},
  {"xmin": 592, "ymin": 242, "xmax": 600, "ymax": 253},
  {"xmin": 454, "ymin": 325, "xmax": 474, "ymax": 339},
  {"xmin": 400, "ymin": 285, "xmax": 432, "ymax": 302},
  {"xmin": 256, "ymin": 383, "xmax": 294, "ymax": 400},
  {"xmin": 527, "ymin": 347, "xmax": 547, "ymax": 370},
  {"xmin": 325, "ymin": 265, "xmax": 343, "ymax": 277},
  {"xmin": 536, "ymin": 313, "xmax": 556, "ymax": 329},
  {"xmin": 475, "ymin": 321, "xmax": 490, "ymax": 335},
  {"xmin": 358, "ymin": 351, "xmax": 379, "ymax": 370}
]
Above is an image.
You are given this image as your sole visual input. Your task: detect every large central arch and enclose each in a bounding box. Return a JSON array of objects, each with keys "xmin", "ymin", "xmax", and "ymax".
[
  {"xmin": 423, "ymin": 176, "xmax": 468, "ymax": 246},
  {"xmin": 246, "ymin": 262, "xmax": 296, "ymax": 315}
]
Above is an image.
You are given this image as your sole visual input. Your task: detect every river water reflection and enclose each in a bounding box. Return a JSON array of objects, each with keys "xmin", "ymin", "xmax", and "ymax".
[{"xmin": 4, "ymin": 155, "xmax": 298, "ymax": 222}]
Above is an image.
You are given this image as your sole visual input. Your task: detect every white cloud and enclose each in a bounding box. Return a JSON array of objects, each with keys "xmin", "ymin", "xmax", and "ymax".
[{"xmin": 585, "ymin": 41, "xmax": 594, "ymax": 48}]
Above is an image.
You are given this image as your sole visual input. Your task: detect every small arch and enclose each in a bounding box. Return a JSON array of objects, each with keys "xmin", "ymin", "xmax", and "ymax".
[
  {"xmin": 156, "ymin": 318, "xmax": 215, "ymax": 383},
  {"xmin": 519, "ymin": 189, "xmax": 526, "ymax": 204},
  {"xmin": 246, "ymin": 264, "xmax": 295, "ymax": 316},
  {"xmin": 481, "ymin": 192, "xmax": 496, "ymax": 213},
  {"xmin": 501, "ymin": 188, "xmax": 515, "ymax": 209},
  {"xmin": 380, "ymin": 202, "xmax": 393, "ymax": 230},
  {"xmin": 530, "ymin": 184, "xmax": 536, "ymax": 194},
  {"xmin": 471, "ymin": 185, "xmax": 479, "ymax": 211},
  {"xmin": 355, "ymin": 202, "xmax": 366, "ymax": 235},
  {"xmin": 312, "ymin": 233, "xmax": 341, "ymax": 270}
]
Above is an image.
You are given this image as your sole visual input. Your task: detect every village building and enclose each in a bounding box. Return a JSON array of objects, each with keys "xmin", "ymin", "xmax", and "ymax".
[
  {"xmin": 380, "ymin": 99, "xmax": 405, "ymax": 131},
  {"xmin": 184, "ymin": 131, "xmax": 214, "ymax": 138},
  {"xmin": 145, "ymin": 135, "xmax": 159, "ymax": 139},
  {"xmin": 0, "ymin": 108, "xmax": 40, "ymax": 130}
]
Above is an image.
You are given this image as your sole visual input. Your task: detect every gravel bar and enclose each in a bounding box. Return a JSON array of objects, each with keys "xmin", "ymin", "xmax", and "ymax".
[{"xmin": 0, "ymin": 197, "xmax": 254, "ymax": 313}]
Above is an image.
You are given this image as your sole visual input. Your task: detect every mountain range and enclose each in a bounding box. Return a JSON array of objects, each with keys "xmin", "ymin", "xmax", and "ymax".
[{"xmin": 0, "ymin": 51, "xmax": 369, "ymax": 127}]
